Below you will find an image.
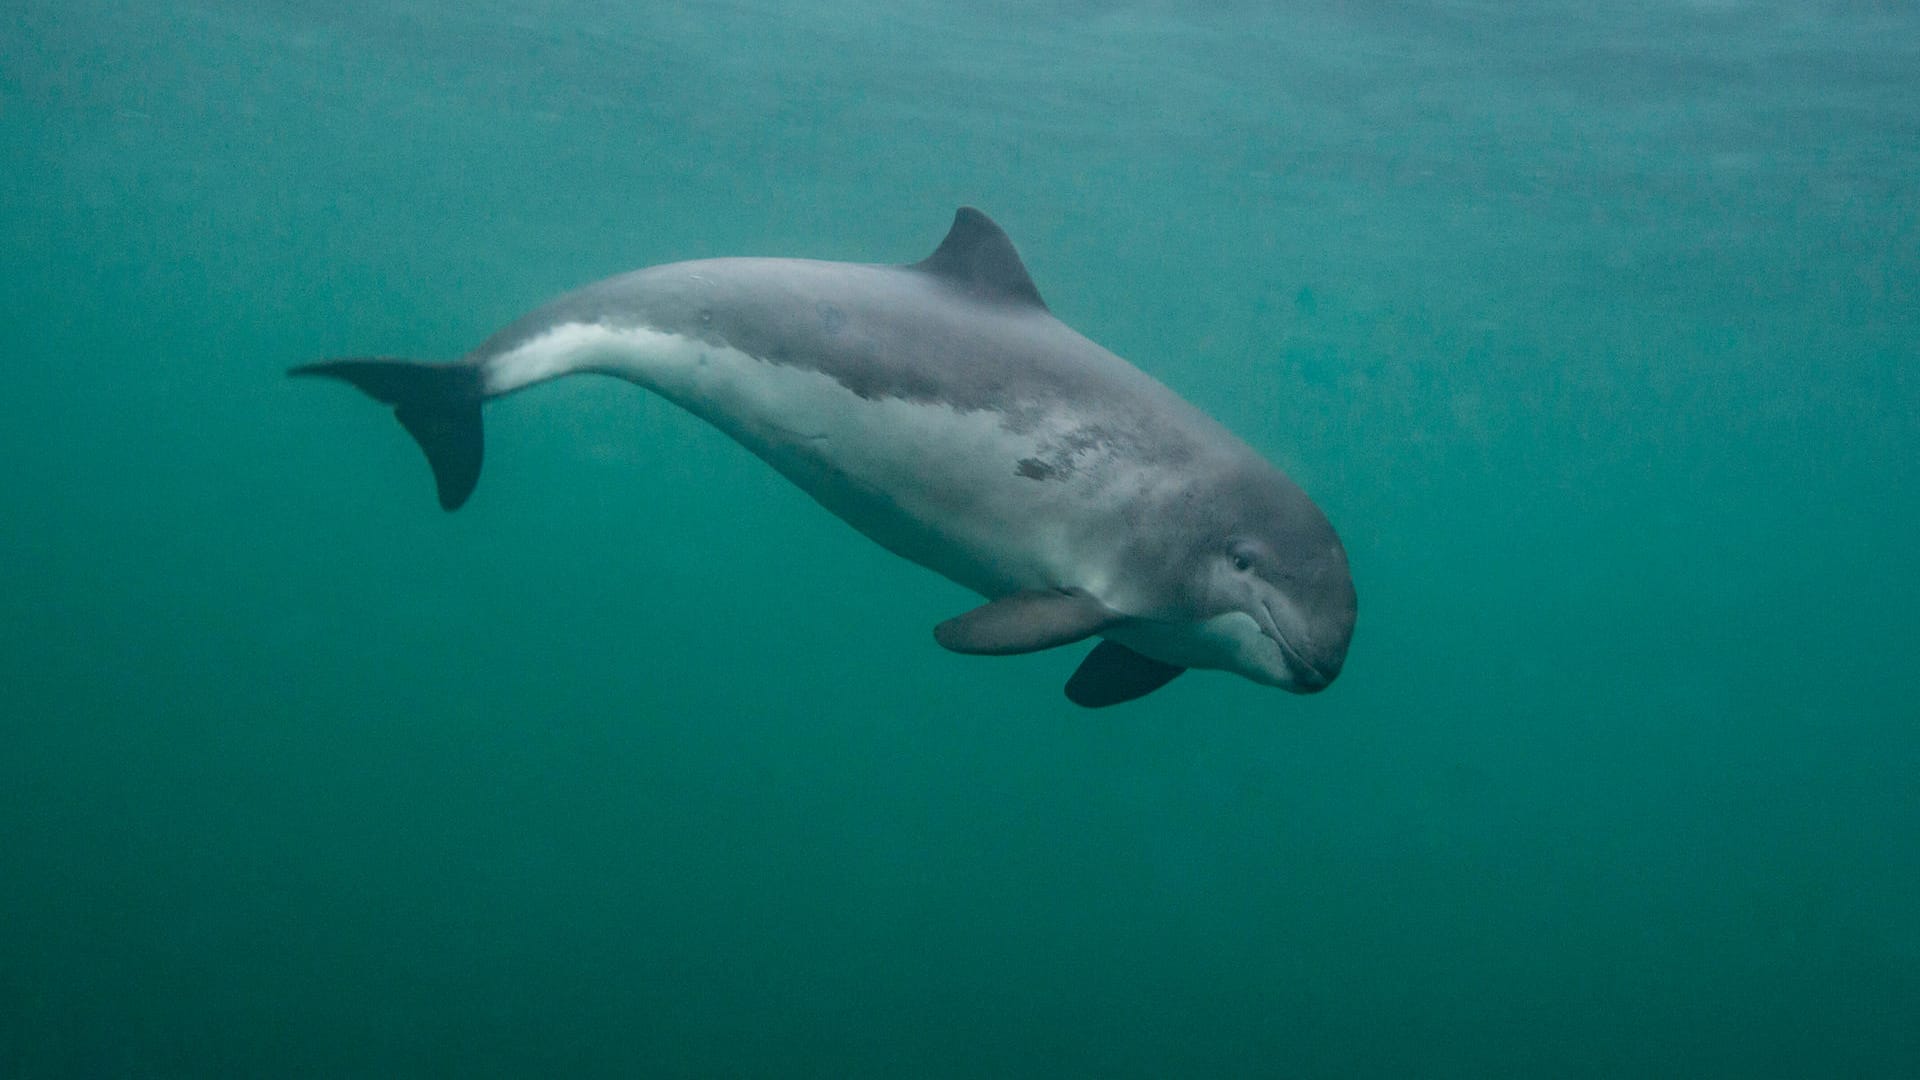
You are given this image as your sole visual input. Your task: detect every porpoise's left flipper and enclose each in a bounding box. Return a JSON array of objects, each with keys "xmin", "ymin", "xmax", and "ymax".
[
  {"xmin": 1065, "ymin": 641, "xmax": 1185, "ymax": 708},
  {"xmin": 934, "ymin": 588, "xmax": 1123, "ymax": 655},
  {"xmin": 290, "ymin": 357, "xmax": 484, "ymax": 511}
]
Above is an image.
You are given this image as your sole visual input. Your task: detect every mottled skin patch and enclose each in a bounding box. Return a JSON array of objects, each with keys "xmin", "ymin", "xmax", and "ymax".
[
  {"xmin": 815, "ymin": 301, "xmax": 847, "ymax": 334},
  {"xmin": 1014, "ymin": 425, "xmax": 1111, "ymax": 481}
]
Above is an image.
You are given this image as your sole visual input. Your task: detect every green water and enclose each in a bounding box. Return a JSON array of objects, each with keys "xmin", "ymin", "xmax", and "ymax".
[{"xmin": 4, "ymin": 2, "xmax": 1917, "ymax": 1075}]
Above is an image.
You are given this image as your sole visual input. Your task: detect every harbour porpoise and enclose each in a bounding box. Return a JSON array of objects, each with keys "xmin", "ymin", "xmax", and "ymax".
[{"xmin": 293, "ymin": 208, "xmax": 1356, "ymax": 706}]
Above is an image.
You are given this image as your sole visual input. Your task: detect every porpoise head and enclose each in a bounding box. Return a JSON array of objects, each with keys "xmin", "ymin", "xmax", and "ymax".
[{"xmin": 1131, "ymin": 457, "xmax": 1356, "ymax": 693}]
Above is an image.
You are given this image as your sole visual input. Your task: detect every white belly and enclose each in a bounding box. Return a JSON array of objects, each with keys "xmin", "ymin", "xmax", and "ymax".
[{"xmin": 485, "ymin": 322, "xmax": 1153, "ymax": 601}]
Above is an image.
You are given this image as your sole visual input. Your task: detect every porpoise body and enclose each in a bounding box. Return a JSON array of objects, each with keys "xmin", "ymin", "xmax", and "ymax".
[{"xmin": 293, "ymin": 209, "xmax": 1356, "ymax": 706}]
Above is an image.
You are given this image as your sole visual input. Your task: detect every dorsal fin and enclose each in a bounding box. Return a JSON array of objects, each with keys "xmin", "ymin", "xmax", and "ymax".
[{"xmin": 909, "ymin": 207, "xmax": 1047, "ymax": 310}]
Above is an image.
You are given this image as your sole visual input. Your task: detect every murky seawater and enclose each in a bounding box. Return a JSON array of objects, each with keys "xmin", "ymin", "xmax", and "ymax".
[{"xmin": 3, "ymin": 2, "xmax": 1916, "ymax": 1074}]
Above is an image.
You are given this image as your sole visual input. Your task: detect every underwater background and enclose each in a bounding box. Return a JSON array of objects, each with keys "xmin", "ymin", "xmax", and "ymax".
[{"xmin": 3, "ymin": 1, "xmax": 1917, "ymax": 1075}]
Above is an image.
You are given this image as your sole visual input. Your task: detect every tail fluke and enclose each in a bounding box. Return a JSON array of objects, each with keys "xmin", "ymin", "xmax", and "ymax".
[{"xmin": 289, "ymin": 357, "xmax": 485, "ymax": 511}]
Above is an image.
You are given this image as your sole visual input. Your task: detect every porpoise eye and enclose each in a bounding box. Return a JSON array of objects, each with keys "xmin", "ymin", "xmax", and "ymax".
[{"xmin": 1228, "ymin": 541, "xmax": 1261, "ymax": 573}]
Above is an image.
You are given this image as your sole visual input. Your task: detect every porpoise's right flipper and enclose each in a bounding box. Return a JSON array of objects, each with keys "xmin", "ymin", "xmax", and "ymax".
[
  {"xmin": 1065, "ymin": 641, "xmax": 1185, "ymax": 708},
  {"xmin": 290, "ymin": 358, "xmax": 484, "ymax": 511},
  {"xmin": 933, "ymin": 588, "xmax": 1123, "ymax": 655}
]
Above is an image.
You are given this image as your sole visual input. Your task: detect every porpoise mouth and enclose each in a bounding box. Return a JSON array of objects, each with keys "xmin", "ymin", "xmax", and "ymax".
[{"xmin": 1259, "ymin": 601, "xmax": 1331, "ymax": 692}]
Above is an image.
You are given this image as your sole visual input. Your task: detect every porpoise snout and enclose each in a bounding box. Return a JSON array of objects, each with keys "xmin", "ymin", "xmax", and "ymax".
[
  {"xmin": 1301, "ymin": 582, "xmax": 1356, "ymax": 692},
  {"xmin": 1286, "ymin": 560, "xmax": 1355, "ymax": 693}
]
